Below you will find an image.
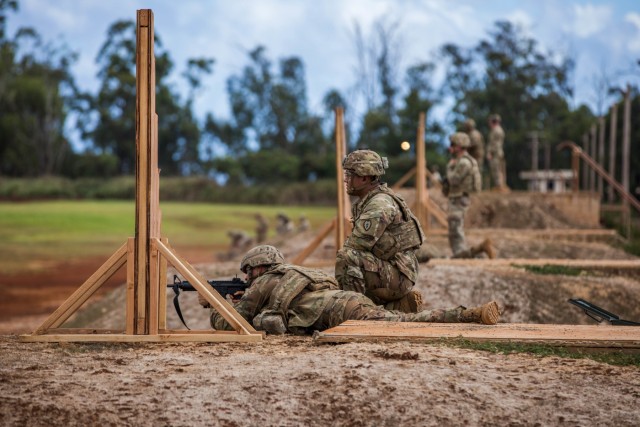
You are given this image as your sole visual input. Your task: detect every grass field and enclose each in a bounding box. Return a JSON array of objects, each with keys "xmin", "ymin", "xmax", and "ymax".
[{"xmin": 0, "ymin": 201, "xmax": 335, "ymax": 275}]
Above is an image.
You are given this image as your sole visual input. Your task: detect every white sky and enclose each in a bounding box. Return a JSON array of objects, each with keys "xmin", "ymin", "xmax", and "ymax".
[{"xmin": 7, "ymin": 0, "xmax": 640, "ymax": 146}]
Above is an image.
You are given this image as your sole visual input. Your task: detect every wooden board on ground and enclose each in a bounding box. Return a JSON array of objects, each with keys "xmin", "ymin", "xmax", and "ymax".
[
  {"xmin": 429, "ymin": 258, "xmax": 640, "ymax": 272},
  {"xmin": 314, "ymin": 320, "xmax": 640, "ymax": 348}
]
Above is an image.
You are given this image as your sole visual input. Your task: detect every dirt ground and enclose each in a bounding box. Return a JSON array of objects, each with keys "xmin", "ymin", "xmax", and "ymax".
[{"xmin": 1, "ymin": 195, "xmax": 639, "ymax": 426}]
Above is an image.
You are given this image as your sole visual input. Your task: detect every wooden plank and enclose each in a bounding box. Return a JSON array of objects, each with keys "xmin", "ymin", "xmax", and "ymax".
[
  {"xmin": 154, "ymin": 239, "xmax": 259, "ymax": 336},
  {"xmin": 415, "ymin": 112, "xmax": 428, "ymax": 230},
  {"xmin": 428, "ymin": 258, "xmax": 640, "ymax": 271},
  {"xmin": 292, "ymin": 218, "xmax": 336, "ymax": 265},
  {"xmin": 158, "ymin": 237, "xmax": 168, "ymax": 330},
  {"xmin": 125, "ymin": 237, "xmax": 135, "ymax": 334},
  {"xmin": 34, "ymin": 243, "xmax": 128, "ymax": 334},
  {"xmin": 335, "ymin": 107, "xmax": 346, "ymax": 249},
  {"xmin": 314, "ymin": 320, "xmax": 640, "ymax": 348},
  {"xmin": 148, "ymin": 237, "xmax": 160, "ymax": 335},
  {"xmin": 20, "ymin": 332, "xmax": 263, "ymax": 343},
  {"xmin": 135, "ymin": 11, "xmax": 151, "ymax": 334},
  {"xmin": 392, "ymin": 167, "xmax": 416, "ymax": 190}
]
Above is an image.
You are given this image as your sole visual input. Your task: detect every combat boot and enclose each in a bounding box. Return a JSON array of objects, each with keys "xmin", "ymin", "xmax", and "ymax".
[
  {"xmin": 384, "ymin": 290, "xmax": 423, "ymax": 313},
  {"xmin": 458, "ymin": 301, "xmax": 500, "ymax": 325},
  {"xmin": 480, "ymin": 238, "xmax": 495, "ymax": 259},
  {"xmin": 470, "ymin": 238, "xmax": 495, "ymax": 259}
]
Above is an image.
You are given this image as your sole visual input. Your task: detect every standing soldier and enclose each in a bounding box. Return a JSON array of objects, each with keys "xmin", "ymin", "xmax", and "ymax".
[
  {"xmin": 255, "ymin": 213, "xmax": 268, "ymax": 243},
  {"xmin": 335, "ymin": 150, "xmax": 425, "ymax": 313},
  {"xmin": 204, "ymin": 245, "xmax": 501, "ymax": 335},
  {"xmin": 445, "ymin": 133, "xmax": 495, "ymax": 259},
  {"xmin": 463, "ymin": 118, "xmax": 485, "ymax": 179},
  {"xmin": 487, "ymin": 114, "xmax": 507, "ymax": 191}
]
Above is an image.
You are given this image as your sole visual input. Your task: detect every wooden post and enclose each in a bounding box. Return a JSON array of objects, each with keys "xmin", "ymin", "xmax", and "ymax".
[
  {"xmin": 608, "ymin": 103, "xmax": 618, "ymax": 203},
  {"xmin": 589, "ymin": 125, "xmax": 597, "ymax": 193},
  {"xmin": 582, "ymin": 133, "xmax": 589, "ymax": 190},
  {"xmin": 415, "ymin": 112, "xmax": 428, "ymax": 230},
  {"xmin": 598, "ymin": 116, "xmax": 605, "ymax": 199},
  {"xmin": 622, "ymin": 85, "xmax": 631, "ymax": 237},
  {"xmin": 571, "ymin": 149, "xmax": 580, "ymax": 193},
  {"xmin": 22, "ymin": 9, "xmax": 261, "ymax": 343},
  {"xmin": 335, "ymin": 108, "xmax": 346, "ymax": 250}
]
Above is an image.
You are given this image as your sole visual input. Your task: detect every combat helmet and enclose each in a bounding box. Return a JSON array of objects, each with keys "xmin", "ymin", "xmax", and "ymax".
[
  {"xmin": 489, "ymin": 114, "xmax": 501, "ymax": 123},
  {"xmin": 240, "ymin": 245, "xmax": 285, "ymax": 273},
  {"xmin": 449, "ymin": 132, "xmax": 470, "ymax": 148},
  {"xmin": 463, "ymin": 118, "xmax": 476, "ymax": 130},
  {"xmin": 342, "ymin": 150, "xmax": 388, "ymax": 177}
]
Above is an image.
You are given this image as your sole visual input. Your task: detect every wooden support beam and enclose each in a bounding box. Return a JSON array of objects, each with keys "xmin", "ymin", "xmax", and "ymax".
[
  {"xmin": 34, "ymin": 243, "xmax": 128, "ymax": 334},
  {"xmin": 292, "ymin": 218, "xmax": 336, "ymax": 265},
  {"xmin": 415, "ymin": 112, "xmax": 428, "ymax": 231}
]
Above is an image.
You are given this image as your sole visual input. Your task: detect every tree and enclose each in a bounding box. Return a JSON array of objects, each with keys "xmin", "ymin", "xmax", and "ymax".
[
  {"xmin": 206, "ymin": 46, "xmax": 331, "ymax": 183},
  {"xmin": 0, "ymin": 0, "xmax": 77, "ymax": 176},
  {"xmin": 79, "ymin": 19, "xmax": 212, "ymax": 175},
  {"xmin": 439, "ymin": 21, "xmax": 579, "ymax": 188}
]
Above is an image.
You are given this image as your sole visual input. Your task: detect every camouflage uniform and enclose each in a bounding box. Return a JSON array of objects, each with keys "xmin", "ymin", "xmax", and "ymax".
[
  {"xmin": 446, "ymin": 133, "xmax": 481, "ymax": 258},
  {"xmin": 487, "ymin": 115, "xmax": 505, "ymax": 189},
  {"xmin": 335, "ymin": 183, "xmax": 424, "ymax": 309},
  {"xmin": 210, "ymin": 263, "xmax": 490, "ymax": 335},
  {"xmin": 464, "ymin": 119, "xmax": 485, "ymax": 173},
  {"xmin": 255, "ymin": 213, "xmax": 268, "ymax": 243}
]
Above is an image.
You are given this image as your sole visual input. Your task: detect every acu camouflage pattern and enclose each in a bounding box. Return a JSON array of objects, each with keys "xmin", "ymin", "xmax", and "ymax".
[
  {"xmin": 447, "ymin": 195, "xmax": 470, "ymax": 256},
  {"xmin": 342, "ymin": 149, "xmax": 388, "ymax": 177},
  {"xmin": 335, "ymin": 184, "xmax": 424, "ymax": 306},
  {"xmin": 210, "ymin": 264, "xmax": 340, "ymax": 335},
  {"xmin": 209, "ymin": 265, "xmax": 467, "ymax": 334},
  {"xmin": 446, "ymin": 152, "xmax": 480, "ymax": 197},
  {"xmin": 467, "ymin": 129, "xmax": 485, "ymax": 170}
]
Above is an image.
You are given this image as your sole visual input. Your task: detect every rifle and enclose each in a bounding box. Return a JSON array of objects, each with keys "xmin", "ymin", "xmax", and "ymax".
[
  {"xmin": 167, "ymin": 274, "xmax": 248, "ymax": 329},
  {"xmin": 568, "ymin": 298, "xmax": 640, "ymax": 326}
]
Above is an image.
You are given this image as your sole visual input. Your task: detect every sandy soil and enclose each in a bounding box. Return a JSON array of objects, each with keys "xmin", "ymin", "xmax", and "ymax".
[{"xmin": 1, "ymin": 196, "xmax": 640, "ymax": 426}]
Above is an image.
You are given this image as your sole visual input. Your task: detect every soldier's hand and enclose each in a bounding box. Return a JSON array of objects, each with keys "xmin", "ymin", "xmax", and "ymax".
[
  {"xmin": 197, "ymin": 292, "xmax": 211, "ymax": 308},
  {"xmin": 230, "ymin": 291, "xmax": 244, "ymax": 303}
]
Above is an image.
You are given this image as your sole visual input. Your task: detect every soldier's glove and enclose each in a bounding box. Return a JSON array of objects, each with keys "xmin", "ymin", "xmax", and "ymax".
[{"xmin": 197, "ymin": 292, "xmax": 211, "ymax": 309}]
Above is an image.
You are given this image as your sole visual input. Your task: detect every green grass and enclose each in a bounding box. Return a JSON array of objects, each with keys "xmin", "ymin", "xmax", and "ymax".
[
  {"xmin": 0, "ymin": 200, "xmax": 335, "ymax": 274},
  {"xmin": 445, "ymin": 338, "xmax": 640, "ymax": 367}
]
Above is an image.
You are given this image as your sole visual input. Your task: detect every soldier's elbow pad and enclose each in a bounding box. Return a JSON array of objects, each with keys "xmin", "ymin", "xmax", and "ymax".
[{"xmin": 253, "ymin": 312, "xmax": 287, "ymax": 335}]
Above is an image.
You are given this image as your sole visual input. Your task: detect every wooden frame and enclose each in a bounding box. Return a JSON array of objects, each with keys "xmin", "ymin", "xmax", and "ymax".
[
  {"xmin": 21, "ymin": 9, "xmax": 262, "ymax": 343},
  {"xmin": 293, "ymin": 107, "xmax": 351, "ymax": 264},
  {"xmin": 391, "ymin": 113, "xmax": 448, "ymax": 230}
]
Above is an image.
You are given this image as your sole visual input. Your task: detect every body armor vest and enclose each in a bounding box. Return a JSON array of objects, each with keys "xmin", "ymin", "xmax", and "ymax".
[{"xmin": 352, "ymin": 186, "xmax": 425, "ymax": 261}]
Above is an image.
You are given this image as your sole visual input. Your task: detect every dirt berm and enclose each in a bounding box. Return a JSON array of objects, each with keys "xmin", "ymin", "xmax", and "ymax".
[{"xmin": 1, "ymin": 193, "xmax": 639, "ymax": 426}]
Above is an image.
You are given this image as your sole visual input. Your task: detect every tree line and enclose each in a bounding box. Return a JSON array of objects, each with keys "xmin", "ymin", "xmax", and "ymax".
[{"xmin": 1, "ymin": 1, "xmax": 638, "ymax": 190}]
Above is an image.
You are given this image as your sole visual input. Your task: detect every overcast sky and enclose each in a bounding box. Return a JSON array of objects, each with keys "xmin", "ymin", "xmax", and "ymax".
[{"xmin": 7, "ymin": 0, "xmax": 640, "ymax": 142}]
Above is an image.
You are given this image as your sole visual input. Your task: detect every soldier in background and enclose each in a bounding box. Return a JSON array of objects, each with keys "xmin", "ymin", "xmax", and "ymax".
[
  {"xmin": 203, "ymin": 245, "xmax": 501, "ymax": 335},
  {"xmin": 487, "ymin": 114, "xmax": 507, "ymax": 191},
  {"xmin": 255, "ymin": 213, "xmax": 268, "ymax": 243},
  {"xmin": 298, "ymin": 215, "xmax": 310, "ymax": 233},
  {"xmin": 335, "ymin": 150, "xmax": 425, "ymax": 313},
  {"xmin": 276, "ymin": 212, "xmax": 294, "ymax": 235},
  {"xmin": 445, "ymin": 133, "xmax": 495, "ymax": 259},
  {"xmin": 227, "ymin": 230, "xmax": 254, "ymax": 257},
  {"xmin": 463, "ymin": 118, "xmax": 485, "ymax": 176}
]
